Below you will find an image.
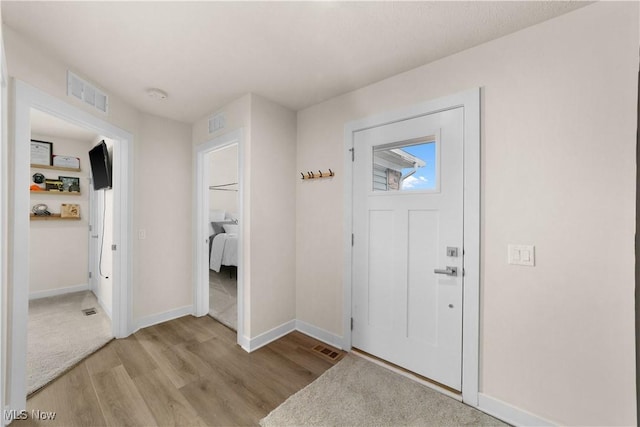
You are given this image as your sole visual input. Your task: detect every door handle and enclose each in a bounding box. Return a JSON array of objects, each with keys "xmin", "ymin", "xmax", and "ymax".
[
  {"xmin": 434, "ymin": 266, "xmax": 458, "ymax": 277},
  {"xmin": 91, "ymin": 235, "xmax": 99, "ymax": 238}
]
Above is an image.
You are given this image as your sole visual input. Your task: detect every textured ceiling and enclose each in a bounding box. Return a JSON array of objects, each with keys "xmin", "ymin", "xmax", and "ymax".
[{"xmin": 3, "ymin": 1, "xmax": 589, "ymax": 123}]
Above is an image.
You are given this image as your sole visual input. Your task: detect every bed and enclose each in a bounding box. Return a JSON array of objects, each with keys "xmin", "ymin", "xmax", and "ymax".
[{"xmin": 209, "ymin": 216, "xmax": 239, "ymax": 272}]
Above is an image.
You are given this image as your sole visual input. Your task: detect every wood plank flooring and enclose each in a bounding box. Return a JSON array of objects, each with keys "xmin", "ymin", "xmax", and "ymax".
[{"xmin": 14, "ymin": 315, "xmax": 344, "ymax": 427}]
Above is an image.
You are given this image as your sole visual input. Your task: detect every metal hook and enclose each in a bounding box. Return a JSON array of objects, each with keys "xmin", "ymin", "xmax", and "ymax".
[
  {"xmin": 319, "ymin": 170, "xmax": 323, "ymax": 177},
  {"xmin": 329, "ymin": 169, "xmax": 334, "ymax": 176},
  {"xmin": 301, "ymin": 172, "xmax": 305, "ymax": 179}
]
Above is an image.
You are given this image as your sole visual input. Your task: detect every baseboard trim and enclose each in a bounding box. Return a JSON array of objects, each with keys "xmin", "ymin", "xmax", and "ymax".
[
  {"xmin": 29, "ymin": 283, "xmax": 89, "ymax": 300},
  {"xmin": 478, "ymin": 393, "xmax": 557, "ymax": 426},
  {"xmin": 133, "ymin": 305, "xmax": 193, "ymax": 332},
  {"xmin": 238, "ymin": 334, "xmax": 251, "ymax": 352},
  {"xmin": 245, "ymin": 320, "xmax": 296, "ymax": 353},
  {"xmin": 295, "ymin": 320, "xmax": 344, "ymax": 350}
]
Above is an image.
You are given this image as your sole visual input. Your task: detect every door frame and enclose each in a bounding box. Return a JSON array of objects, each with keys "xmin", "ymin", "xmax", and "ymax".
[
  {"xmin": 10, "ymin": 80, "xmax": 133, "ymax": 412},
  {"xmin": 342, "ymin": 88, "xmax": 480, "ymax": 405},
  {"xmin": 193, "ymin": 128, "xmax": 245, "ymax": 347}
]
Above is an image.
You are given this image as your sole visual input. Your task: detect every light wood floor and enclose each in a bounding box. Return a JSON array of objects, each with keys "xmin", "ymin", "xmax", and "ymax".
[{"xmin": 15, "ymin": 315, "xmax": 344, "ymax": 427}]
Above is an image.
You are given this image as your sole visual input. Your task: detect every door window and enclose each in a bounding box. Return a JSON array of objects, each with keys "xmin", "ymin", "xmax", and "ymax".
[{"xmin": 372, "ymin": 139, "xmax": 437, "ymax": 192}]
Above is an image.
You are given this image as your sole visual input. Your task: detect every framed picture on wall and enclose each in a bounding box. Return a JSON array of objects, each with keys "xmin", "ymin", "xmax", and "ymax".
[
  {"xmin": 58, "ymin": 176, "xmax": 80, "ymax": 193},
  {"xmin": 30, "ymin": 139, "xmax": 53, "ymax": 166},
  {"xmin": 60, "ymin": 203, "xmax": 80, "ymax": 218}
]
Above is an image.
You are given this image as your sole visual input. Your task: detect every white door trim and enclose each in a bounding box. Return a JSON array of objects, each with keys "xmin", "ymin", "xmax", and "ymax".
[
  {"xmin": 10, "ymin": 80, "xmax": 133, "ymax": 412},
  {"xmin": 0, "ymin": 30, "xmax": 7, "ymax": 427},
  {"xmin": 193, "ymin": 128, "xmax": 245, "ymax": 348},
  {"xmin": 343, "ymin": 88, "xmax": 480, "ymax": 405}
]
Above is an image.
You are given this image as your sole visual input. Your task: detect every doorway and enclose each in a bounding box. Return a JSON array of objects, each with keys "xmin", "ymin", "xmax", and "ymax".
[
  {"xmin": 194, "ymin": 129, "xmax": 245, "ymax": 346},
  {"xmin": 27, "ymin": 109, "xmax": 113, "ymax": 394},
  {"xmin": 10, "ymin": 80, "xmax": 133, "ymax": 413},
  {"xmin": 207, "ymin": 143, "xmax": 239, "ymax": 330},
  {"xmin": 352, "ymin": 108, "xmax": 464, "ymax": 389},
  {"xmin": 344, "ymin": 88, "xmax": 480, "ymax": 404}
]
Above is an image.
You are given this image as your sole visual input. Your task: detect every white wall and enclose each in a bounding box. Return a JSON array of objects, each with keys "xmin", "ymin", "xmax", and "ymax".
[
  {"xmin": 4, "ymin": 23, "xmax": 193, "ymax": 342},
  {"xmin": 193, "ymin": 93, "xmax": 297, "ymax": 339},
  {"xmin": 134, "ymin": 114, "xmax": 192, "ymax": 320},
  {"xmin": 0, "ymin": 7, "xmax": 7, "ymax": 423},
  {"xmin": 29, "ymin": 133, "xmax": 91, "ymax": 297},
  {"xmin": 208, "ymin": 144, "xmax": 238, "ymax": 215},
  {"xmin": 249, "ymin": 94, "xmax": 297, "ymax": 336},
  {"xmin": 193, "ymin": 94, "xmax": 252, "ymax": 335},
  {"xmin": 296, "ymin": 2, "xmax": 638, "ymax": 426}
]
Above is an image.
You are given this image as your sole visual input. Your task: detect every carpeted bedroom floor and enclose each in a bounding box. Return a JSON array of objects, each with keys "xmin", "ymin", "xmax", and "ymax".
[
  {"xmin": 209, "ymin": 267, "xmax": 237, "ymax": 330},
  {"xmin": 27, "ymin": 290, "xmax": 112, "ymax": 394}
]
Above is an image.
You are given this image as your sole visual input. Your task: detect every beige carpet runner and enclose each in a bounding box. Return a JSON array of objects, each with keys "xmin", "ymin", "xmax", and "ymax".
[
  {"xmin": 261, "ymin": 353, "xmax": 508, "ymax": 427},
  {"xmin": 27, "ymin": 291, "xmax": 112, "ymax": 394}
]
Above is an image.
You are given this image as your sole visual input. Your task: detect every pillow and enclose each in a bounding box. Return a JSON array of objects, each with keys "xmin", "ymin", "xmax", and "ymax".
[
  {"xmin": 211, "ymin": 221, "xmax": 227, "ymax": 236},
  {"xmin": 223, "ymin": 224, "xmax": 239, "ymax": 234},
  {"xmin": 210, "ymin": 210, "xmax": 226, "ymax": 222}
]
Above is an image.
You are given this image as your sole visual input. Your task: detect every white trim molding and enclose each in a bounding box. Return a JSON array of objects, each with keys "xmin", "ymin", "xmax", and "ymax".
[
  {"xmin": 193, "ymin": 128, "xmax": 246, "ymax": 348},
  {"xmin": 240, "ymin": 319, "xmax": 346, "ymax": 354},
  {"xmin": 10, "ymin": 80, "xmax": 134, "ymax": 413},
  {"xmin": 243, "ymin": 320, "xmax": 296, "ymax": 353},
  {"xmin": 296, "ymin": 320, "xmax": 344, "ymax": 350},
  {"xmin": 134, "ymin": 305, "xmax": 194, "ymax": 332},
  {"xmin": 342, "ymin": 88, "xmax": 481, "ymax": 405},
  {"xmin": 29, "ymin": 283, "xmax": 90, "ymax": 300},
  {"xmin": 478, "ymin": 393, "xmax": 558, "ymax": 427}
]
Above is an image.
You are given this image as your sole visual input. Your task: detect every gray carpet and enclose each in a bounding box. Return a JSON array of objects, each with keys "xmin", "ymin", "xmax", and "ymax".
[
  {"xmin": 260, "ymin": 354, "xmax": 508, "ymax": 427},
  {"xmin": 209, "ymin": 268, "xmax": 237, "ymax": 330},
  {"xmin": 27, "ymin": 290, "xmax": 112, "ymax": 394}
]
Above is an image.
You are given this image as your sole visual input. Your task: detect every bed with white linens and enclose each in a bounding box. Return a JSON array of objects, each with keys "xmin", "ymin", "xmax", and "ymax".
[{"xmin": 209, "ymin": 210, "xmax": 239, "ymax": 272}]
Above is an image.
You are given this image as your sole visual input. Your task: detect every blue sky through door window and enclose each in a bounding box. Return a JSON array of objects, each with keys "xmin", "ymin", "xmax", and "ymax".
[{"xmin": 401, "ymin": 142, "xmax": 436, "ymax": 190}]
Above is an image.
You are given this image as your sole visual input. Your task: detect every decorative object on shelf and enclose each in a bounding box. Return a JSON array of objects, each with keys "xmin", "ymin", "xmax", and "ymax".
[
  {"xmin": 32, "ymin": 203, "xmax": 50, "ymax": 216},
  {"xmin": 30, "ymin": 140, "xmax": 53, "ymax": 166},
  {"xmin": 300, "ymin": 169, "xmax": 335, "ymax": 180},
  {"xmin": 53, "ymin": 155, "xmax": 80, "ymax": 169},
  {"xmin": 58, "ymin": 176, "xmax": 80, "ymax": 192},
  {"xmin": 45, "ymin": 179, "xmax": 63, "ymax": 191},
  {"xmin": 60, "ymin": 203, "xmax": 80, "ymax": 218},
  {"xmin": 32, "ymin": 173, "xmax": 45, "ymax": 184},
  {"xmin": 30, "ymin": 184, "xmax": 43, "ymax": 191}
]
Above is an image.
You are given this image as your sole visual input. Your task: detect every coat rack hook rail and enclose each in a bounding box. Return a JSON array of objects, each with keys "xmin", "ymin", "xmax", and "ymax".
[{"xmin": 300, "ymin": 169, "xmax": 336, "ymax": 180}]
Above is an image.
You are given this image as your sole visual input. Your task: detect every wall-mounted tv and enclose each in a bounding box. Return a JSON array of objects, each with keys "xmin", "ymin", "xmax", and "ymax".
[{"xmin": 89, "ymin": 140, "xmax": 112, "ymax": 190}]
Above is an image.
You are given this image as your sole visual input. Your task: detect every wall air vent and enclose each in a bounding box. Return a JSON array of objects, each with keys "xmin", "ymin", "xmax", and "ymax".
[
  {"xmin": 67, "ymin": 71, "xmax": 108, "ymax": 114},
  {"xmin": 208, "ymin": 113, "xmax": 225, "ymax": 134}
]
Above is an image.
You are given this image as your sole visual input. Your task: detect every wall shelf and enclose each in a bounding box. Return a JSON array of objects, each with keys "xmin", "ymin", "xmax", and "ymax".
[
  {"xmin": 30, "ymin": 164, "xmax": 81, "ymax": 173},
  {"xmin": 30, "ymin": 214, "xmax": 81, "ymax": 221},
  {"xmin": 30, "ymin": 190, "xmax": 81, "ymax": 196}
]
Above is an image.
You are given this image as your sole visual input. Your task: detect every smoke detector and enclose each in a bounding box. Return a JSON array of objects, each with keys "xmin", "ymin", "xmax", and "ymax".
[{"xmin": 146, "ymin": 88, "xmax": 168, "ymax": 100}]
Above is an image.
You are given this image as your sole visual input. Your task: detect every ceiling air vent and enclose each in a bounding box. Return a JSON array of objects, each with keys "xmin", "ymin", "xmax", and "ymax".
[
  {"xmin": 67, "ymin": 71, "xmax": 108, "ymax": 114},
  {"xmin": 208, "ymin": 113, "xmax": 225, "ymax": 134}
]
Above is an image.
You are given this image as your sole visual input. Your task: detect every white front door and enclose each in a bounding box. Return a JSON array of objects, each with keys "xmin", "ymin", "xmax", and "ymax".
[{"xmin": 352, "ymin": 107, "xmax": 464, "ymax": 390}]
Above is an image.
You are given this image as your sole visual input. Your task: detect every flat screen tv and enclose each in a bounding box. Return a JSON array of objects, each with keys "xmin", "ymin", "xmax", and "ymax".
[{"xmin": 89, "ymin": 140, "xmax": 112, "ymax": 190}]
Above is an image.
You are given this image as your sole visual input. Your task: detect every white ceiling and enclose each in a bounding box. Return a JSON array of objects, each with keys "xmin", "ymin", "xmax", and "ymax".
[{"xmin": 3, "ymin": 1, "xmax": 589, "ymax": 124}]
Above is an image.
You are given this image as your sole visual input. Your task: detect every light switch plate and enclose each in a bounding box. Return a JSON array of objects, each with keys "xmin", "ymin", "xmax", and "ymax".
[{"xmin": 508, "ymin": 244, "xmax": 535, "ymax": 266}]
